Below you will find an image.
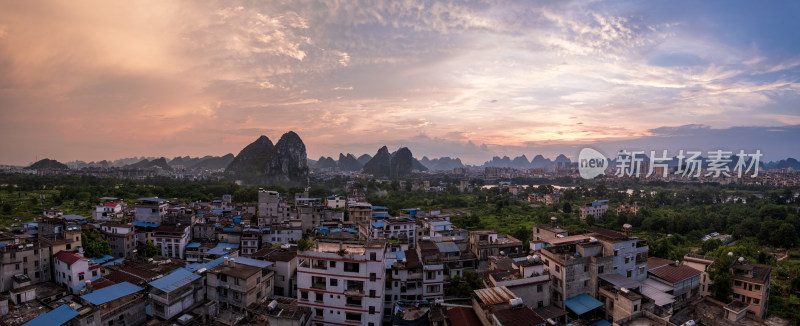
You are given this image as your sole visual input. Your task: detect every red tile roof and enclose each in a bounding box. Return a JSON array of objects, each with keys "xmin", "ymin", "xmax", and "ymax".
[
  {"xmin": 649, "ymin": 265, "xmax": 702, "ymax": 284},
  {"xmin": 447, "ymin": 307, "xmax": 482, "ymax": 326},
  {"xmin": 104, "ymin": 202, "xmax": 120, "ymax": 208},
  {"xmin": 493, "ymin": 306, "xmax": 547, "ymax": 326},
  {"xmin": 91, "ymin": 278, "xmax": 116, "ymax": 290},
  {"xmin": 54, "ymin": 250, "xmax": 85, "ymax": 265},
  {"xmin": 648, "ymin": 257, "xmax": 675, "ymax": 271}
]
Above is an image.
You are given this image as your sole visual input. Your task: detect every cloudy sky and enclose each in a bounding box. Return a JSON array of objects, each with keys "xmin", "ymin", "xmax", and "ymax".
[{"xmin": 1, "ymin": 0, "xmax": 798, "ymax": 165}]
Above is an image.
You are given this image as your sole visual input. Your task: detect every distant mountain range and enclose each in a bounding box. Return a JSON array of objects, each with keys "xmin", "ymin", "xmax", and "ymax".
[{"xmin": 25, "ymin": 134, "xmax": 800, "ymax": 177}]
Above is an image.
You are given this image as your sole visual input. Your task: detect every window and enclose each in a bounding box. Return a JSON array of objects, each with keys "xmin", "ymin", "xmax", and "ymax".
[
  {"xmin": 638, "ymin": 266, "xmax": 645, "ymax": 275},
  {"xmin": 614, "ymin": 250, "xmax": 619, "ymax": 256},
  {"xmin": 301, "ymin": 291, "xmax": 308, "ymax": 300},
  {"xmin": 369, "ymin": 306, "xmax": 375, "ymax": 314},
  {"xmin": 344, "ymin": 262, "xmax": 359, "ymax": 273},
  {"xmin": 370, "ymin": 252, "xmax": 377, "ymax": 261},
  {"xmin": 753, "ymin": 298, "xmax": 760, "ymax": 304},
  {"xmin": 537, "ymin": 284, "xmax": 543, "ymax": 292},
  {"xmin": 312, "ymin": 276, "xmax": 326, "ymax": 289},
  {"xmin": 220, "ymin": 274, "xmax": 227, "ymax": 282},
  {"xmin": 370, "ymin": 273, "xmax": 376, "ymax": 282},
  {"xmin": 79, "ymin": 274, "xmax": 85, "ymax": 281},
  {"xmin": 330, "ymin": 261, "xmax": 336, "ymax": 268},
  {"xmin": 555, "ymin": 265, "xmax": 560, "ymax": 273},
  {"xmin": 234, "ymin": 278, "xmax": 240, "ymax": 285},
  {"xmin": 370, "ymin": 290, "xmax": 376, "ymax": 297},
  {"xmin": 316, "ymin": 309, "xmax": 323, "ymax": 317},
  {"xmin": 330, "ymin": 278, "xmax": 338, "ymax": 287},
  {"xmin": 598, "ymin": 266, "xmax": 604, "ymax": 274},
  {"xmin": 315, "ymin": 293, "xmax": 323, "ymax": 302},
  {"xmin": 627, "ymin": 270, "xmax": 632, "ymax": 278},
  {"xmin": 345, "ymin": 313, "xmax": 362, "ymax": 322},
  {"xmin": 538, "ymin": 301, "xmax": 544, "ymax": 308},
  {"xmin": 625, "ymin": 257, "xmax": 630, "ymax": 264}
]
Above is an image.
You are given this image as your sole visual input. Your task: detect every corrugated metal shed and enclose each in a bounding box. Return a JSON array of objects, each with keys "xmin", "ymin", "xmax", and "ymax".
[
  {"xmin": 81, "ymin": 282, "xmax": 143, "ymax": 305},
  {"xmin": 23, "ymin": 304, "xmax": 79, "ymax": 326},
  {"xmin": 149, "ymin": 268, "xmax": 200, "ymax": 293},
  {"xmin": 474, "ymin": 286, "xmax": 518, "ymax": 305},
  {"xmin": 435, "ymin": 241, "xmax": 460, "ymax": 253}
]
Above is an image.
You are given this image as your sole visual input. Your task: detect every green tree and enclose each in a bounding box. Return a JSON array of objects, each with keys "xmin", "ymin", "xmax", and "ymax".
[
  {"xmin": 710, "ymin": 254, "xmax": 734, "ymax": 302},
  {"xmin": 297, "ymin": 238, "xmax": 315, "ymax": 251},
  {"xmin": 142, "ymin": 241, "xmax": 159, "ymax": 258},
  {"xmin": 701, "ymin": 239, "xmax": 722, "ymax": 254},
  {"xmin": 82, "ymin": 228, "xmax": 111, "ymax": 258}
]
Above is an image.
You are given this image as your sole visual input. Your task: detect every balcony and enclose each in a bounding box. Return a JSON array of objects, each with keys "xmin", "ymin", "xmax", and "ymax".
[{"xmin": 311, "ymin": 260, "xmax": 328, "ymax": 270}]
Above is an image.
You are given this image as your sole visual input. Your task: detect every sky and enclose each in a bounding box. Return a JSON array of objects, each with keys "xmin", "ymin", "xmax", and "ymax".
[{"xmin": 1, "ymin": 0, "xmax": 799, "ymax": 165}]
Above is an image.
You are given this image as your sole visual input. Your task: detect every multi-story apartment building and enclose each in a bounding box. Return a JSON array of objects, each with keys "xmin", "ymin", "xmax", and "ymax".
[
  {"xmin": 469, "ymin": 231, "xmax": 524, "ymax": 270},
  {"xmin": 579, "ymin": 200, "xmax": 609, "ymax": 221},
  {"xmin": 297, "ymin": 239, "xmax": 386, "ymax": 326},
  {"xmin": 540, "ymin": 240, "xmax": 614, "ymax": 305},
  {"xmin": 325, "ymin": 195, "xmax": 347, "ymax": 209},
  {"xmin": 134, "ymin": 197, "xmax": 168, "ymax": 224},
  {"xmin": 367, "ymin": 217, "xmax": 416, "ymax": 244},
  {"xmin": 0, "ymin": 241, "xmax": 51, "ymax": 292},
  {"xmin": 206, "ymin": 257, "xmax": 275, "ymax": 311},
  {"xmin": 240, "ymin": 228, "xmax": 261, "ymax": 255},
  {"xmin": 78, "ymin": 281, "xmax": 148, "ymax": 326},
  {"xmin": 384, "ymin": 250, "xmax": 424, "ymax": 320},
  {"xmin": 484, "ymin": 257, "xmax": 551, "ymax": 309},
  {"xmin": 261, "ymin": 224, "xmax": 304, "ymax": 245},
  {"xmin": 53, "ymin": 250, "xmax": 101, "ymax": 293},
  {"xmin": 417, "ymin": 237, "xmax": 476, "ymax": 281},
  {"xmin": 148, "ymin": 267, "xmax": 206, "ymax": 320},
  {"xmin": 588, "ymin": 227, "xmax": 649, "ymax": 281},
  {"xmin": 346, "ymin": 202, "xmax": 372, "ymax": 224},
  {"xmin": 731, "ymin": 259, "xmax": 771, "ymax": 319},
  {"xmin": 616, "ymin": 203, "xmax": 642, "ymax": 215},
  {"xmin": 683, "ymin": 253, "xmax": 715, "ymax": 297},
  {"xmin": 597, "ymin": 285, "xmax": 644, "ymax": 323},
  {"xmin": 153, "ymin": 224, "xmax": 191, "ymax": 259},
  {"xmin": 259, "ymin": 189, "xmax": 281, "ymax": 218},
  {"xmin": 92, "ymin": 197, "xmax": 126, "ymax": 222},
  {"xmin": 245, "ymin": 247, "xmax": 299, "ymax": 298},
  {"xmin": 100, "ymin": 223, "xmax": 136, "ymax": 259},
  {"xmin": 648, "ymin": 263, "xmax": 702, "ymax": 310}
]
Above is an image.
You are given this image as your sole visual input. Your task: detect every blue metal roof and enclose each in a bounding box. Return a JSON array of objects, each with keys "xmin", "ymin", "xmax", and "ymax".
[
  {"xmin": 222, "ymin": 227, "xmax": 235, "ymax": 231},
  {"xmin": 63, "ymin": 214, "xmax": 87, "ymax": 220},
  {"xmin": 233, "ymin": 256, "xmax": 273, "ymax": 268},
  {"xmin": 186, "ymin": 242, "xmax": 201, "ymax": 248},
  {"xmin": 212, "ymin": 209, "xmax": 223, "ymax": 215},
  {"xmin": 137, "ymin": 197, "xmax": 166, "ymax": 203},
  {"xmin": 371, "ymin": 221, "xmax": 385, "ymax": 228},
  {"xmin": 89, "ymin": 254, "xmax": 114, "ymax": 264},
  {"xmin": 81, "ymin": 282, "xmax": 143, "ymax": 305},
  {"xmin": 23, "ymin": 304, "xmax": 79, "ymax": 326},
  {"xmin": 102, "ymin": 257, "xmax": 125, "ymax": 267},
  {"xmin": 185, "ymin": 255, "xmax": 227, "ymax": 272},
  {"xmin": 562, "ymin": 293, "xmax": 603, "ymax": 315},
  {"xmin": 372, "ymin": 205, "xmax": 389, "ymax": 210},
  {"xmin": 395, "ymin": 250, "xmax": 406, "ymax": 261},
  {"xmin": 372, "ymin": 212, "xmax": 391, "ymax": 219},
  {"xmin": 131, "ymin": 221, "xmax": 160, "ymax": 228},
  {"xmin": 295, "ymin": 197, "xmax": 321, "ymax": 201},
  {"xmin": 207, "ymin": 243, "xmax": 239, "ymax": 255},
  {"xmin": 435, "ymin": 242, "xmax": 460, "ymax": 253},
  {"xmin": 149, "ymin": 268, "xmax": 200, "ymax": 293}
]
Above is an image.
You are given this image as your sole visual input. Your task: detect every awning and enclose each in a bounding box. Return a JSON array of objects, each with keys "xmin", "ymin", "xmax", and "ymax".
[
  {"xmin": 599, "ymin": 273, "xmax": 640, "ymax": 290},
  {"xmin": 562, "ymin": 293, "xmax": 603, "ymax": 315}
]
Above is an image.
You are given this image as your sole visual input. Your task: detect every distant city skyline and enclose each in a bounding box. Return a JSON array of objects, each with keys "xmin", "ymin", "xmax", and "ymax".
[{"xmin": 1, "ymin": 1, "xmax": 799, "ymax": 166}]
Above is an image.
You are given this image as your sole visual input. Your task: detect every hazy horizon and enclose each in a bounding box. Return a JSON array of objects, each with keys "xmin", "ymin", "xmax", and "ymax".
[{"xmin": 2, "ymin": 1, "xmax": 799, "ymax": 166}]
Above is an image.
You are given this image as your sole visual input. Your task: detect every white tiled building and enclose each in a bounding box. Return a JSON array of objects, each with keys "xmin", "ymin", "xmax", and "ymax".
[{"xmin": 297, "ymin": 239, "xmax": 386, "ymax": 326}]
